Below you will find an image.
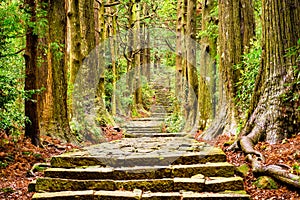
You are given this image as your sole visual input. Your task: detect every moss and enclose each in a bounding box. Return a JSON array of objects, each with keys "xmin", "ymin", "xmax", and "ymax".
[
  {"xmin": 236, "ymin": 164, "xmax": 250, "ymax": 177},
  {"xmin": 254, "ymin": 176, "xmax": 278, "ymax": 189}
]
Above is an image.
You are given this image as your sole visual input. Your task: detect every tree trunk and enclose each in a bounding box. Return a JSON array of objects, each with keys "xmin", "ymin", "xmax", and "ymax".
[
  {"xmin": 24, "ymin": 0, "xmax": 40, "ymax": 146},
  {"xmin": 239, "ymin": 0, "xmax": 300, "ymax": 155},
  {"xmin": 36, "ymin": 0, "xmax": 52, "ymax": 141},
  {"xmin": 48, "ymin": 0, "xmax": 70, "ymax": 141},
  {"xmin": 185, "ymin": 0, "xmax": 198, "ymax": 132},
  {"xmin": 175, "ymin": 0, "xmax": 183, "ymax": 98},
  {"xmin": 68, "ymin": 0, "xmax": 82, "ymax": 119},
  {"xmin": 107, "ymin": 0, "xmax": 118, "ymax": 116},
  {"xmin": 202, "ymin": 0, "xmax": 255, "ymax": 139},
  {"xmin": 94, "ymin": 0, "xmax": 115, "ymax": 125},
  {"xmin": 134, "ymin": 1, "xmax": 143, "ymax": 107},
  {"xmin": 198, "ymin": 0, "xmax": 217, "ymax": 128}
]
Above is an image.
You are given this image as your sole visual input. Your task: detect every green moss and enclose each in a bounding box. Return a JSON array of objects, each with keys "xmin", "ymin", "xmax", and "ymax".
[
  {"xmin": 254, "ymin": 176, "xmax": 278, "ymax": 189},
  {"xmin": 237, "ymin": 164, "xmax": 250, "ymax": 177}
]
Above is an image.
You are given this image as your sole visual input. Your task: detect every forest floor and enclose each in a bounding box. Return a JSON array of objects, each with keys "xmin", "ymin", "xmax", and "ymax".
[{"xmin": 0, "ymin": 128, "xmax": 299, "ymax": 200}]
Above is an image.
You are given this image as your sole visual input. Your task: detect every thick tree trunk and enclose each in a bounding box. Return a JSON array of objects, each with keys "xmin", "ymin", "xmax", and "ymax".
[
  {"xmin": 36, "ymin": 0, "xmax": 52, "ymax": 141},
  {"xmin": 239, "ymin": 0, "xmax": 300, "ymax": 154},
  {"xmin": 94, "ymin": 0, "xmax": 115, "ymax": 125},
  {"xmin": 185, "ymin": 0, "xmax": 198, "ymax": 132},
  {"xmin": 48, "ymin": 0, "xmax": 70, "ymax": 141},
  {"xmin": 198, "ymin": 0, "xmax": 217, "ymax": 130},
  {"xmin": 68, "ymin": 0, "xmax": 82, "ymax": 120},
  {"xmin": 69, "ymin": 0, "xmax": 82, "ymax": 88},
  {"xmin": 202, "ymin": 0, "xmax": 255, "ymax": 139},
  {"xmin": 24, "ymin": 0, "xmax": 40, "ymax": 146}
]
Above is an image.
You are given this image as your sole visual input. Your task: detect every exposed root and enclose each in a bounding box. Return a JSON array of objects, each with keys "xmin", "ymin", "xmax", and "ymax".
[{"xmin": 247, "ymin": 155, "xmax": 300, "ymax": 189}]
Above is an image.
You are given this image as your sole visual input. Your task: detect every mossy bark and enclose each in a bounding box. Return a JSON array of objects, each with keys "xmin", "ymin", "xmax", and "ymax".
[
  {"xmin": 202, "ymin": 0, "xmax": 255, "ymax": 139},
  {"xmin": 47, "ymin": 0, "xmax": 70, "ymax": 141},
  {"xmin": 198, "ymin": 0, "xmax": 217, "ymax": 130},
  {"xmin": 239, "ymin": 0, "xmax": 300, "ymax": 154},
  {"xmin": 185, "ymin": 0, "xmax": 198, "ymax": 132},
  {"xmin": 175, "ymin": 0, "xmax": 183, "ymax": 97}
]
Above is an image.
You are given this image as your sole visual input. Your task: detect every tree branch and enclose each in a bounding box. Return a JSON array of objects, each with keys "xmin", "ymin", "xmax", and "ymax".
[{"xmin": 0, "ymin": 48, "xmax": 25, "ymax": 58}]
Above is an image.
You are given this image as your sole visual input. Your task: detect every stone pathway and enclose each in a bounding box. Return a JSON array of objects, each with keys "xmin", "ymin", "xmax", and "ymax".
[
  {"xmin": 30, "ymin": 84, "xmax": 250, "ymax": 199},
  {"xmin": 30, "ymin": 116, "xmax": 250, "ymax": 199}
]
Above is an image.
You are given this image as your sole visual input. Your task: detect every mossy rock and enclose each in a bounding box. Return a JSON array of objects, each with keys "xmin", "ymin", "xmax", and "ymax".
[
  {"xmin": 236, "ymin": 164, "xmax": 250, "ymax": 177},
  {"xmin": 254, "ymin": 176, "xmax": 278, "ymax": 189}
]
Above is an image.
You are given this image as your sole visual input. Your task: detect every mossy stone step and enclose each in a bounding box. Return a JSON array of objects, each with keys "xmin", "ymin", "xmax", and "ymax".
[
  {"xmin": 124, "ymin": 132, "xmax": 188, "ymax": 138},
  {"xmin": 32, "ymin": 190, "xmax": 250, "ymax": 200},
  {"xmin": 131, "ymin": 117, "xmax": 165, "ymax": 121},
  {"xmin": 35, "ymin": 176, "xmax": 243, "ymax": 193},
  {"xmin": 50, "ymin": 138, "xmax": 226, "ymax": 168},
  {"xmin": 51, "ymin": 150, "xmax": 226, "ymax": 168},
  {"xmin": 44, "ymin": 162, "xmax": 235, "ymax": 180},
  {"xmin": 126, "ymin": 128, "xmax": 162, "ymax": 132}
]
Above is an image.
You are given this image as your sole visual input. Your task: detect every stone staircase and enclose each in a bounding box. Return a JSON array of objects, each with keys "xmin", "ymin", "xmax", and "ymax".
[
  {"xmin": 30, "ymin": 80, "xmax": 250, "ymax": 199},
  {"xmin": 30, "ymin": 129, "xmax": 250, "ymax": 199}
]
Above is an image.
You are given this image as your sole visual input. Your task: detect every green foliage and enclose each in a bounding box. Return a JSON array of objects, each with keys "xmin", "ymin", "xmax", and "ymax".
[
  {"xmin": 141, "ymin": 81, "xmax": 155, "ymax": 110},
  {"xmin": 164, "ymin": 112, "xmax": 185, "ymax": 133},
  {"xmin": 0, "ymin": 187, "xmax": 15, "ymax": 193},
  {"xmin": 291, "ymin": 162, "xmax": 300, "ymax": 175},
  {"xmin": 0, "ymin": 1, "xmax": 27, "ymax": 134},
  {"xmin": 50, "ymin": 42, "xmax": 64, "ymax": 61},
  {"xmin": 235, "ymin": 40, "xmax": 261, "ymax": 114},
  {"xmin": 197, "ymin": 5, "xmax": 218, "ymax": 40}
]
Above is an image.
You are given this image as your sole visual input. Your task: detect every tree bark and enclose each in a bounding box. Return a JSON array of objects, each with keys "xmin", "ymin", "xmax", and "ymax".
[
  {"xmin": 175, "ymin": 0, "xmax": 183, "ymax": 98},
  {"xmin": 202, "ymin": 0, "xmax": 255, "ymax": 139},
  {"xmin": 185, "ymin": 0, "xmax": 198, "ymax": 132},
  {"xmin": 199, "ymin": 0, "xmax": 217, "ymax": 125},
  {"xmin": 239, "ymin": 0, "xmax": 300, "ymax": 155},
  {"xmin": 24, "ymin": 0, "xmax": 40, "ymax": 146},
  {"xmin": 47, "ymin": 0, "xmax": 70, "ymax": 141}
]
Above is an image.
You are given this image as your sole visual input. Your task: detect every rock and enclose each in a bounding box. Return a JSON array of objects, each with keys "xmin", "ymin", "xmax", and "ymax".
[
  {"xmin": 254, "ymin": 176, "xmax": 278, "ymax": 189},
  {"xmin": 236, "ymin": 164, "xmax": 250, "ymax": 177}
]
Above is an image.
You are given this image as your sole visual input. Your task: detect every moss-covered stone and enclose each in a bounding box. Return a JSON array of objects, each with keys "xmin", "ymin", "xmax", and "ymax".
[
  {"xmin": 36, "ymin": 178, "xmax": 115, "ymax": 192},
  {"xmin": 205, "ymin": 177, "xmax": 244, "ymax": 192},
  {"xmin": 172, "ymin": 162, "xmax": 235, "ymax": 178},
  {"xmin": 94, "ymin": 190, "xmax": 142, "ymax": 199},
  {"xmin": 236, "ymin": 164, "xmax": 250, "ymax": 177},
  {"xmin": 254, "ymin": 176, "xmax": 278, "ymax": 189},
  {"xmin": 32, "ymin": 190, "xmax": 94, "ymax": 200},
  {"xmin": 115, "ymin": 179, "xmax": 174, "ymax": 192},
  {"xmin": 174, "ymin": 178, "xmax": 205, "ymax": 192}
]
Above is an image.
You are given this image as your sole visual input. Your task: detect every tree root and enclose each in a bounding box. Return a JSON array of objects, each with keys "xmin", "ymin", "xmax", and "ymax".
[
  {"xmin": 228, "ymin": 120, "xmax": 300, "ymax": 189},
  {"xmin": 247, "ymin": 155, "xmax": 300, "ymax": 189}
]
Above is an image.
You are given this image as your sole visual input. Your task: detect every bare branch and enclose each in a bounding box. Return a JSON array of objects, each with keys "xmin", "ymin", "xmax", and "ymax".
[{"xmin": 0, "ymin": 48, "xmax": 25, "ymax": 58}]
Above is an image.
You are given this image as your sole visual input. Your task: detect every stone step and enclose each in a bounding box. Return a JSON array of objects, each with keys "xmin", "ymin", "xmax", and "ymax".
[
  {"xmin": 44, "ymin": 162, "xmax": 235, "ymax": 180},
  {"xmin": 50, "ymin": 138, "xmax": 226, "ymax": 167},
  {"xmin": 124, "ymin": 132, "xmax": 188, "ymax": 138},
  {"xmin": 151, "ymin": 113, "xmax": 169, "ymax": 117},
  {"xmin": 50, "ymin": 139, "xmax": 226, "ymax": 168},
  {"xmin": 34, "ymin": 172, "xmax": 238, "ymax": 193},
  {"xmin": 32, "ymin": 190, "xmax": 250, "ymax": 200},
  {"xmin": 126, "ymin": 130, "xmax": 162, "ymax": 134},
  {"xmin": 35, "ymin": 176, "xmax": 243, "ymax": 193},
  {"xmin": 51, "ymin": 151, "xmax": 226, "ymax": 168},
  {"xmin": 131, "ymin": 117, "xmax": 165, "ymax": 121},
  {"xmin": 125, "ymin": 127, "xmax": 162, "ymax": 131}
]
